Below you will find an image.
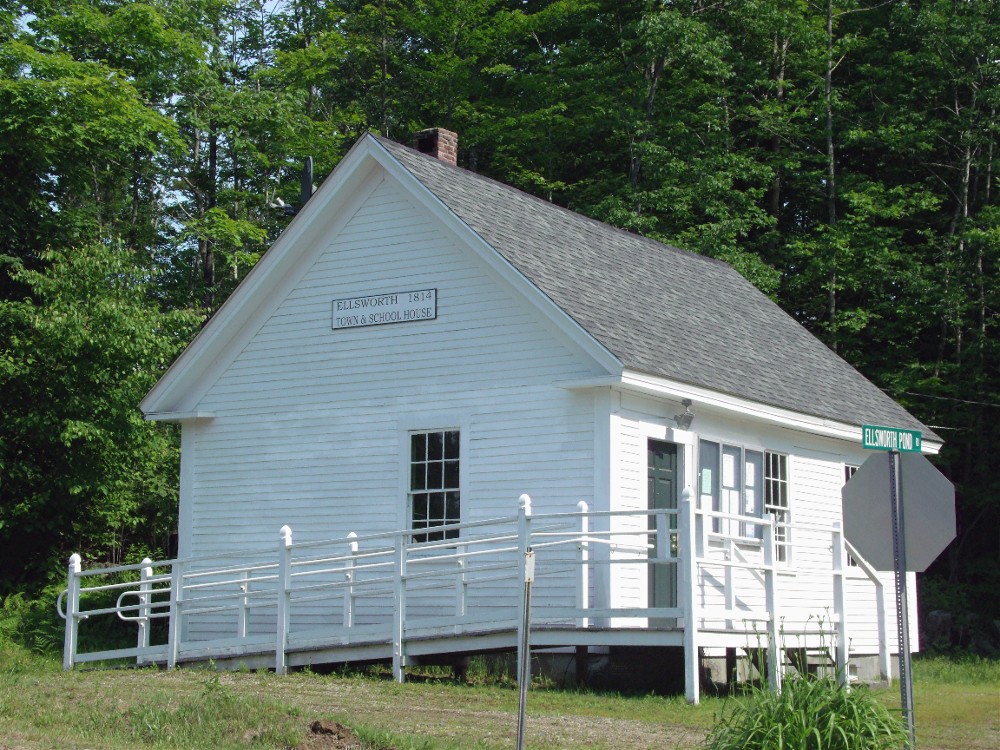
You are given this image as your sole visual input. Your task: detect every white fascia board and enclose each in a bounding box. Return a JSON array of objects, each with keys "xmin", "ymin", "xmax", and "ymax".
[
  {"xmin": 144, "ymin": 411, "xmax": 215, "ymax": 423},
  {"xmin": 559, "ymin": 370, "xmax": 943, "ymax": 455},
  {"xmin": 140, "ymin": 136, "xmax": 386, "ymax": 416},
  {"xmin": 366, "ymin": 139, "xmax": 623, "ymax": 377}
]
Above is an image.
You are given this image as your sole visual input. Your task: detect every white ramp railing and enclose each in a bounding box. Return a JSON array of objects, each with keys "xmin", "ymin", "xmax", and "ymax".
[{"xmin": 59, "ymin": 492, "xmax": 868, "ymax": 703}]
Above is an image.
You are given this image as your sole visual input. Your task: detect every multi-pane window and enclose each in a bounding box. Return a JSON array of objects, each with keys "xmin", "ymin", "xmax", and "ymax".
[
  {"xmin": 409, "ymin": 430, "xmax": 460, "ymax": 543},
  {"xmin": 699, "ymin": 441, "xmax": 764, "ymax": 539},
  {"xmin": 844, "ymin": 465, "xmax": 859, "ymax": 566},
  {"xmin": 764, "ymin": 452, "xmax": 790, "ymax": 562}
]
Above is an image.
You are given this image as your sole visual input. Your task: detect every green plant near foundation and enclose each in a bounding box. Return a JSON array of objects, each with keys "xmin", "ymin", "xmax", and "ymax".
[{"xmin": 703, "ymin": 673, "xmax": 908, "ymax": 750}]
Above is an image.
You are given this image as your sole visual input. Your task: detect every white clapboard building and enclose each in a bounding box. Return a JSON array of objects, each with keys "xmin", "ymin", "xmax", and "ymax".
[{"xmin": 64, "ymin": 129, "xmax": 940, "ymax": 698}]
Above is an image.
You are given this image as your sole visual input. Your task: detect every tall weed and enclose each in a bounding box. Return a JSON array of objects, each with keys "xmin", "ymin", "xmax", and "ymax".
[{"xmin": 704, "ymin": 674, "xmax": 907, "ymax": 750}]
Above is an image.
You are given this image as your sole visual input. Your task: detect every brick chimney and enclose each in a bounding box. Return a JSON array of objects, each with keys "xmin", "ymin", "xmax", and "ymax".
[{"xmin": 413, "ymin": 128, "xmax": 458, "ymax": 166}]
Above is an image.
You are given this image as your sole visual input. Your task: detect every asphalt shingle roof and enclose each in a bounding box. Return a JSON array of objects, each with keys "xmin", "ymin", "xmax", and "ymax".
[{"xmin": 377, "ymin": 136, "xmax": 935, "ymax": 439}]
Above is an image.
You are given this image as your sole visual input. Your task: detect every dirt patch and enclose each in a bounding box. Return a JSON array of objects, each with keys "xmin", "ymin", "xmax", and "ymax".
[{"xmin": 298, "ymin": 719, "xmax": 386, "ymax": 750}]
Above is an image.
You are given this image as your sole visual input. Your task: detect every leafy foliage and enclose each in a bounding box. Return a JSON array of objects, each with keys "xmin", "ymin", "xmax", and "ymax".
[
  {"xmin": 703, "ymin": 674, "xmax": 908, "ymax": 750},
  {"xmin": 0, "ymin": 244, "xmax": 198, "ymax": 592},
  {"xmin": 0, "ymin": 0, "xmax": 995, "ymax": 634},
  {"xmin": 0, "ymin": 587, "xmax": 66, "ymax": 657}
]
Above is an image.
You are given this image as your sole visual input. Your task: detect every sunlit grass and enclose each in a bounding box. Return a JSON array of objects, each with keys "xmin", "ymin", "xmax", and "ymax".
[
  {"xmin": 1, "ymin": 642, "xmax": 996, "ymax": 750},
  {"xmin": 0, "ymin": 652, "xmax": 303, "ymax": 749},
  {"xmin": 911, "ymin": 653, "xmax": 1000, "ymax": 684},
  {"xmin": 881, "ymin": 656, "xmax": 1000, "ymax": 750}
]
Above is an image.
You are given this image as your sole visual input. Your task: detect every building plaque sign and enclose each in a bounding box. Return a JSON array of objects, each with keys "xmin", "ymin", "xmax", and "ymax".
[{"xmin": 332, "ymin": 289, "xmax": 437, "ymax": 330}]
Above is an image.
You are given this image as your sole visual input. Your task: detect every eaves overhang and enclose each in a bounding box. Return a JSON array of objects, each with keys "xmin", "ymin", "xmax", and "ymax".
[{"xmin": 558, "ymin": 369, "xmax": 943, "ymax": 455}]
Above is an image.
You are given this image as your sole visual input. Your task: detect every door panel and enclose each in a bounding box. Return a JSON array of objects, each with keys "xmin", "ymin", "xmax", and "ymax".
[{"xmin": 648, "ymin": 439, "xmax": 678, "ymax": 620}]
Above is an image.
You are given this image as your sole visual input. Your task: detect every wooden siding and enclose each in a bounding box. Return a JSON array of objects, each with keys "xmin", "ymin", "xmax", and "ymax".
[
  {"xmin": 610, "ymin": 397, "xmax": 916, "ymax": 655},
  {"xmin": 172, "ymin": 170, "xmax": 918, "ymax": 655},
  {"xmin": 183, "ymin": 175, "xmax": 602, "ymax": 633}
]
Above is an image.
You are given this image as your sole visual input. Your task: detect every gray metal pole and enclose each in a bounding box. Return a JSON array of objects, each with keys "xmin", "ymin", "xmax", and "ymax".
[
  {"xmin": 516, "ymin": 550, "xmax": 534, "ymax": 750},
  {"xmin": 889, "ymin": 451, "xmax": 916, "ymax": 748}
]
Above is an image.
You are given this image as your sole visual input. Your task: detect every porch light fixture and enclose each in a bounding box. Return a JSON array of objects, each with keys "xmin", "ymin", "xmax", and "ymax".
[{"xmin": 674, "ymin": 399, "xmax": 694, "ymax": 430}]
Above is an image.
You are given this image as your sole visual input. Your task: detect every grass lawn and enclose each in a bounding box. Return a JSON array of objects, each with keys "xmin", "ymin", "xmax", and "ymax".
[
  {"xmin": 0, "ymin": 647, "xmax": 996, "ymax": 750},
  {"xmin": 878, "ymin": 657, "xmax": 1000, "ymax": 750}
]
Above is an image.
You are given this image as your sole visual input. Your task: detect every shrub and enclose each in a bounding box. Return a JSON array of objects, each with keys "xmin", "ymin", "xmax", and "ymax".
[
  {"xmin": 704, "ymin": 674, "xmax": 908, "ymax": 750},
  {"xmin": 0, "ymin": 588, "xmax": 65, "ymax": 656}
]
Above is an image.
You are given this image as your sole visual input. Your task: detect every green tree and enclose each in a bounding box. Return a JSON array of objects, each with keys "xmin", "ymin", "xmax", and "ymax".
[
  {"xmin": 0, "ymin": 244, "xmax": 198, "ymax": 592},
  {"xmin": 0, "ymin": 32, "xmax": 178, "ymax": 283},
  {"xmin": 0, "ymin": 1, "xmax": 199, "ymax": 590}
]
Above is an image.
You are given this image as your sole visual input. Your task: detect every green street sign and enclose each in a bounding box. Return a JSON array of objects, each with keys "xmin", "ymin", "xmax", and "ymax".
[{"xmin": 862, "ymin": 424, "xmax": 922, "ymax": 452}]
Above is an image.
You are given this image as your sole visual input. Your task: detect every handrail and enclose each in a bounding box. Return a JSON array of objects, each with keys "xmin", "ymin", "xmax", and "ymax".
[
  {"xmin": 115, "ymin": 591, "xmax": 173, "ymax": 622},
  {"xmin": 183, "ymin": 561, "xmax": 278, "ymax": 580},
  {"xmin": 60, "ymin": 495, "xmax": 856, "ymax": 701},
  {"xmin": 289, "ymin": 514, "xmax": 521, "ymax": 551},
  {"xmin": 842, "ymin": 540, "xmax": 879, "ymax": 581}
]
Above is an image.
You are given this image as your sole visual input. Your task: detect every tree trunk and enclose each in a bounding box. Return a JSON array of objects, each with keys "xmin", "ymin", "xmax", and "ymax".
[
  {"xmin": 202, "ymin": 124, "xmax": 218, "ymax": 308},
  {"xmin": 767, "ymin": 34, "xmax": 790, "ymax": 221},
  {"xmin": 629, "ymin": 56, "xmax": 664, "ymax": 213},
  {"xmin": 825, "ymin": 0, "xmax": 838, "ymax": 353}
]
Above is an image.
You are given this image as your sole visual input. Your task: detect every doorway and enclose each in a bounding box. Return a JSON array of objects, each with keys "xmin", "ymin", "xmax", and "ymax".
[{"xmin": 648, "ymin": 439, "xmax": 678, "ymax": 623}]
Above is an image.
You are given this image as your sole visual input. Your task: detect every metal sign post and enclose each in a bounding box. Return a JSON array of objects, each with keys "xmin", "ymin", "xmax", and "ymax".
[
  {"xmin": 516, "ymin": 549, "xmax": 535, "ymax": 750},
  {"xmin": 888, "ymin": 451, "xmax": 916, "ymax": 749},
  {"xmin": 844, "ymin": 425, "xmax": 956, "ymax": 750}
]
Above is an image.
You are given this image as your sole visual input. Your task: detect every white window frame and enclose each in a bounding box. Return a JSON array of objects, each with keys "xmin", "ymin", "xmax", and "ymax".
[
  {"xmin": 407, "ymin": 428, "xmax": 461, "ymax": 543},
  {"xmin": 698, "ymin": 440, "xmax": 765, "ymax": 542},
  {"xmin": 843, "ymin": 464, "xmax": 860, "ymax": 568},
  {"xmin": 763, "ymin": 451, "xmax": 791, "ymax": 563}
]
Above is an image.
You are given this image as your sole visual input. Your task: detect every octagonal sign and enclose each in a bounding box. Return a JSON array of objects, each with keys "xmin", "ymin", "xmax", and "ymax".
[{"xmin": 842, "ymin": 452, "xmax": 956, "ymax": 572}]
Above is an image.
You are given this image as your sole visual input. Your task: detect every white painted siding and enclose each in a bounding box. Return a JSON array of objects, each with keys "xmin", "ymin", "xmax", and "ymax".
[
  {"xmin": 182, "ymin": 174, "xmax": 603, "ymax": 636},
  {"xmin": 172, "ymin": 170, "xmax": 918, "ymax": 656},
  {"xmin": 610, "ymin": 413, "xmax": 647, "ymax": 613},
  {"xmin": 607, "ymin": 395, "xmax": 914, "ymax": 655}
]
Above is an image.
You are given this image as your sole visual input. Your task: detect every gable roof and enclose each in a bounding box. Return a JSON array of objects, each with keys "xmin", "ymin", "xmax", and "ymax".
[
  {"xmin": 142, "ymin": 131, "xmax": 936, "ymax": 445},
  {"xmin": 373, "ymin": 136, "xmax": 937, "ymax": 442}
]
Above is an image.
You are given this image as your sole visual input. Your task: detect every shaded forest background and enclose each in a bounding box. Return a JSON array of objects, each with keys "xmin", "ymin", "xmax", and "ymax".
[{"xmin": 1, "ymin": 0, "xmax": 997, "ymax": 648}]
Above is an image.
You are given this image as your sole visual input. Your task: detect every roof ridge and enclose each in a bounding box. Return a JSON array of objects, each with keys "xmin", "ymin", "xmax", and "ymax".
[
  {"xmin": 372, "ymin": 134, "xmax": 730, "ymax": 270},
  {"xmin": 368, "ymin": 133, "xmax": 936, "ymax": 441}
]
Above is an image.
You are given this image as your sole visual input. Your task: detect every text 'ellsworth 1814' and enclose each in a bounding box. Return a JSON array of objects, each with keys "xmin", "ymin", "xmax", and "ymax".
[{"xmin": 332, "ymin": 289, "xmax": 437, "ymax": 330}]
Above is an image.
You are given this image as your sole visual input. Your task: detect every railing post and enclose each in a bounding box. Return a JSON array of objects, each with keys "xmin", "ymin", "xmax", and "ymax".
[
  {"xmin": 517, "ymin": 495, "xmax": 531, "ymax": 636},
  {"xmin": 577, "ymin": 500, "xmax": 589, "ymax": 628},
  {"xmin": 724, "ymin": 538, "xmax": 735, "ymax": 631},
  {"xmin": 875, "ymin": 576, "xmax": 891, "ymax": 684},
  {"xmin": 455, "ymin": 543, "xmax": 467, "ymax": 619},
  {"xmin": 344, "ymin": 532, "xmax": 358, "ymax": 629},
  {"xmin": 275, "ymin": 525, "xmax": 292, "ymax": 675},
  {"xmin": 392, "ymin": 530, "xmax": 407, "ymax": 683},
  {"xmin": 679, "ymin": 488, "xmax": 700, "ymax": 704},
  {"xmin": 63, "ymin": 553, "xmax": 81, "ymax": 671},
  {"xmin": 698, "ymin": 494, "xmax": 708, "ymax": 558},
  {"xmin": 516, "ymin": 494, "xmax": 535, "ymax": 750},
  {"xmin": 845, "ymin": 541, "xmax": 892, "ymax": 685},
  {"xmin": 167, "ymin": 558, "xmax": 184, "ymax": 669},
  {"xmin": 237, "ymin": 569, "xmax": 249, "ymax": 640},
  {"xmin": 832, "ymin": 521, "xmax": 850, "ymax": 686},
  {"xmin": 137, "ymin": 557, "xmax": 153, "ymax": 665},
  {"xmin": 516, "ymin": 494, "xmax": 533, "ymax": 684},
  {"xmin": 764, "ymin": 513, "xmax": 783, "ymax": 693}
]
